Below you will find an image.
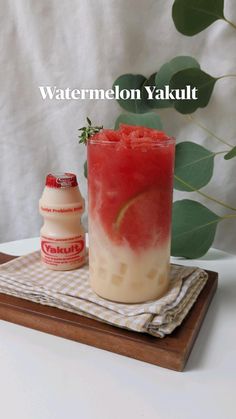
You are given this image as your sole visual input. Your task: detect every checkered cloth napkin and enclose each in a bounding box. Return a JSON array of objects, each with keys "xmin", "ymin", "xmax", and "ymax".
[{"xmin": 0, "ymin": 251, "xmax": 208, "ymax": 337}]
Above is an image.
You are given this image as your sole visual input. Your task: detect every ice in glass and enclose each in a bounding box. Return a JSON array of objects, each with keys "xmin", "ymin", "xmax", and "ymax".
[{"xmin": 88, "ymin": 124, "xmax": 175, "ymax": 303}]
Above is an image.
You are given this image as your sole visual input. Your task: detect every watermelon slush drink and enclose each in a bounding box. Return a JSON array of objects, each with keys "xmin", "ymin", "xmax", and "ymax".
[{"xmin": 88, "ymin": 124, "xmax": 175, "ymax": 303}]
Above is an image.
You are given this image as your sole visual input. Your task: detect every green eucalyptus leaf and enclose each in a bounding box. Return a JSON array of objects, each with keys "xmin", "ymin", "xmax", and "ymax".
[
  {"xmin": 113, "ymin": 74, "xmax": 150, "ymax": 114},
  {"xmin": 151, "ymin": 56, "xmax": 200, "ymax": 108},
  {"xmin": 141, "ymin": 73, "xmax": 166, "ymax": 108},
  {"xmin": 84, "ymin": 160, "xmax": 87, "ymax": 178},
  {"xmin": 172, "ymin": 0, "xmax": 225, "ymax": 36},
  {"xmin": 171, "ymin": 199, "xmax": 221, "ymax": 258},
  {"xmin": 170, "ymin": 68, "xmax": 217, "ymax": 114},
  {"xmin": 224, "ymin": 146, "xmax": 236, "ymax": 160},
  {"xmin": 114, "ymin": 112, "xmax": 163, "ymax": 130},
  {"xmin": 174, "ymin": 142, "xmax": 214, "ymax": 191}
]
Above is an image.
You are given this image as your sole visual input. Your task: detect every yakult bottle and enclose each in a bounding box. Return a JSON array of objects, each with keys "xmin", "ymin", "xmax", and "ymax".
[{"xmin": 39, "ymin": 173, "xmax": 85, "ymax": 270}]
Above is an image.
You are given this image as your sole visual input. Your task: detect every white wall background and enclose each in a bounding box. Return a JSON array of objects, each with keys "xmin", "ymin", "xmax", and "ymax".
[{"xmin": 1, "ymin": 0, "xmax": 236, "ymax": 254}]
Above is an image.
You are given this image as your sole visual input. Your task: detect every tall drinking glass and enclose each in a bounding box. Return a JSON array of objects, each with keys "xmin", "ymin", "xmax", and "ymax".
[{"xmin": 87, "ymin": 125, "xmax": 175, "ymax": 303}]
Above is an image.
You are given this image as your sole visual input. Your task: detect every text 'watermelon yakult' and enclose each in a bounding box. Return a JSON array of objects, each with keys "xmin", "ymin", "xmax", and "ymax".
[
  {"xmin": 39, "ymin": 173, "xmax": 86, "ymax": 270},
  {"xmin": 88, "ymin": 125, "xmax": 175, "ymax": 303}
]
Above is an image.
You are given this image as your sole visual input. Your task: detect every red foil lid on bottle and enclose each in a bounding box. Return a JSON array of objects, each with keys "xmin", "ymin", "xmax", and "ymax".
[{"xmin": 45, "ymin": 173, "xmax": 78, "ymax": 188}]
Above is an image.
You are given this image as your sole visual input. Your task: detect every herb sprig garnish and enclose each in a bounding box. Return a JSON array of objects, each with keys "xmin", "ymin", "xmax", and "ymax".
[{"xmin": 78, "ymin": 117, "xmax": 103, "ymax": 144}]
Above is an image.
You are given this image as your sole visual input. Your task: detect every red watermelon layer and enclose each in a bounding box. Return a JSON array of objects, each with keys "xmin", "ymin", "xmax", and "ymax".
[
  {"xmin": 91, "ymin": 124, "xmax": 171, "ymax": 149},
  {"xmin": 88, "ymin": 124, "xmax": 175, "ymax": 249}
]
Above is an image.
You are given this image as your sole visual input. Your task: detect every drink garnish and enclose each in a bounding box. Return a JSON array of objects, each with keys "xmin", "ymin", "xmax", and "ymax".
[
  {"xmin": 113, "ymin": 190, "xmax": 150, "ymax": 231},
  {"xmin": 78, "ymin": 117, "xmax": 103, "ymax": 144}
]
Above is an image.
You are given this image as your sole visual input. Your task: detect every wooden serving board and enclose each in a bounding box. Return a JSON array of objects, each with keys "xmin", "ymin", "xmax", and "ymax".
[{"xmin": 0, "ymin": 253, "xmax": 217, "ymax": 371}]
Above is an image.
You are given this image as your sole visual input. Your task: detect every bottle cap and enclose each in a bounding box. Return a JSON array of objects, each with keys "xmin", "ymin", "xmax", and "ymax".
[{"xmin": 45, "ymin": 173, "xmax": 78, "ymax": 188}]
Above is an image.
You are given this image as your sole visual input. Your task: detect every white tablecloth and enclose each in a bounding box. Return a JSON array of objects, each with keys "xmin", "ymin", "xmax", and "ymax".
[{"xmin": 0, "ymin": 237, "xmax": 235, "ymax": 419}]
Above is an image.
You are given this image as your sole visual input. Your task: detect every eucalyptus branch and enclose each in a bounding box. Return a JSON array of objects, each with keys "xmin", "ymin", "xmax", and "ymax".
[
  {"xmin": 223, "ymin": 214, "xmax": 236, "ymax": 220},
  {"xmin": 186, "ymin": 115, "xmax": 234, "ymax": 148},
  {"xmin": 218, "ymin": 74, "xmax": 236, "ymax": 80},
  {"xmin": 174, "ymin": 175, "xmax": 236, "ymax": 212},
  {"xmin": 224, "ymin": 18, "xmax": 236, "ymax": 31},
  {"xmin": 214, "ymin": 150, "xmax": 230, "ymax": 155}
]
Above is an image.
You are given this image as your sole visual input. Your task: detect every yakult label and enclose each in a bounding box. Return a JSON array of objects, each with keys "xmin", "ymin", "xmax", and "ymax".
[
  {"xmin": 40, "ymin": 205, "xmax": 83, "ymax": 214},
  {"xmin": 41, "ymin": 235, "xmax": 85, "ymax": 267}
]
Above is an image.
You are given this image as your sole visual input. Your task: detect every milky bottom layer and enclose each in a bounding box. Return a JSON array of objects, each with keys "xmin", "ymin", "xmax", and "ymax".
[{"xmin": 89, "ymin": 222, "xmax": 170, "ymax": 303}]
